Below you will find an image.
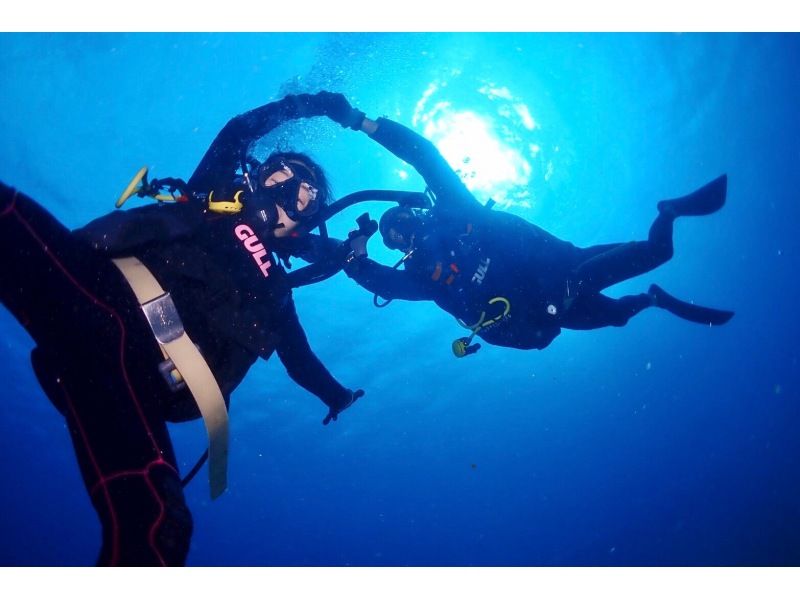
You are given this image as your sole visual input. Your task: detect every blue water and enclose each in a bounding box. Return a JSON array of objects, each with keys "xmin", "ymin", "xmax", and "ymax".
[{"xmin": 0, "ymin": 33, "xmax": 798, "ymax": 566}]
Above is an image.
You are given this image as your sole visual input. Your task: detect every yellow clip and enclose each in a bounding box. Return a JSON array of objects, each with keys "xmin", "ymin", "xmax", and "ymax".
[
  {"xmin": 451, "ymin": 297, "xmax": 510, "ymax": 358},
  {"xmin": 208, "ymin": 190, "xmax": 244, "ymax": 215},
  {"xmin": 487, "ymin": 296, "xmax": 511, "ymax": 321}
]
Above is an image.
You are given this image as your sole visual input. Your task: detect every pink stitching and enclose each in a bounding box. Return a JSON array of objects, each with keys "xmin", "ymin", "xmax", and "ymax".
[
  {"xmin": 0, "ymin": 189, "xmax": 18, "ymax": 217},
  {"xmin": 58, "ymin": 381, "xmax": 122, "ymax": 565},
  {"xmin": 12, "ymin": 209, "xmax": 162, "ymax": 453},
  {"xmin": 12, "ymin": 205, "xmax": 180, "ymax": 566}
]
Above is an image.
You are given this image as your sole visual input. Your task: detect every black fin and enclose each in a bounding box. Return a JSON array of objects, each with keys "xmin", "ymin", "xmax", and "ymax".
[
  {"xmin": 649, "ymin": 284, "xmax": 734, "ymax": 326},
  {"xmin": 658, "ymin": 175, "xmax": 727, "ymax": 217}
]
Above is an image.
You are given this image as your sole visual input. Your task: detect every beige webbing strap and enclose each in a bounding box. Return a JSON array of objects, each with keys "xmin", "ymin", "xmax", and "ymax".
[{"xmin": 112, "ymin": 257, "xmax": 229, "ymax": 499}]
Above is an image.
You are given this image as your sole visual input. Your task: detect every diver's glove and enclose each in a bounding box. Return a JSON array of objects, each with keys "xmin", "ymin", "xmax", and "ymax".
[
  {"xmin": 323, "ymin": 389, "xmax": 365, "ymax": 425},
  {"xmin": 346, "ymin": 212, "xmax": 379, "ymax": 260},
  {"xmin": 312, "ymin": 91, "xmax": 365, "ymax": 130}
]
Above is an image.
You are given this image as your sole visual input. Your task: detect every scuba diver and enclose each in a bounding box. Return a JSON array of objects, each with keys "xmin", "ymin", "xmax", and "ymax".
[
  {"xmin": 311, "ymin": 92, "xmax": 734, "ymax": 357},
  {"xmin": 0, "ymin": 93, "xmax": 367, "ymax": 566}
]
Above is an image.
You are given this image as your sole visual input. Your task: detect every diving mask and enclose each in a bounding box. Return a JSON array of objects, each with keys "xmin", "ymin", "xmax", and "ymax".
[{"xmin": 257, "ymin": 159, "xmax": 321, "ymax": 222}]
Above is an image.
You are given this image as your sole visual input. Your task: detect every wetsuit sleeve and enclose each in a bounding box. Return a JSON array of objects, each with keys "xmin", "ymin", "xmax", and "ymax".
[
  {"xmin": 73, "ymin": 203, "xmax": 202, "ymax": 255},
  {"xmin": 285, "ymin": 255, "xmax": 347, "ymax": 288},
  {"xmin": 277, "ymin": 234, "xmax": 351, "ymax": 288},
  {"xmin": 369, "ymin": 117, "xmax": 483, "ymax": 215},
  {"xmin": 281, "ymin": 233, "xmax": 344, "ymax": 264},
  {"xmin": 344, "ymin": 256, "xmax": 437, "ymax": 301},
  {"xmin": 273, "ymin": 299, "xmax": 353, "ymax": 411},
  {"xmin": 187, "ymin": 94, "xmax": 342, "ymax": 192}
]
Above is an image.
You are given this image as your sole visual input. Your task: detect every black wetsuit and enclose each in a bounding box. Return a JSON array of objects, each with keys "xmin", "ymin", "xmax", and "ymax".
[
  {"xmin": 0, "ymin": 95, "xmax": 353, "ymax": 565},
  {"xmin": 345, "ymin": 119, "xmax": 671, "ymax": 350}
]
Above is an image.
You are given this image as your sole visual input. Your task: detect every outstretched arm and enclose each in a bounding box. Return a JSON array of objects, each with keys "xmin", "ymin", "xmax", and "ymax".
[
  {"xmin": 315, "ymin": 93, "xmax": 483, "ymax": 215},
  {"xmin": 281, "ymin": 233, "xmax": 351, "ymax": 289},
  {"xmin": 344, "ymin": 256, "xmax": 438, "ymax": 302},
  {"xmin": 187, "ymin": 93, "xmax": 352, "ymax": 192},
  {"xmin": 363, "ymin": 117, "xmax": 481, "ymax": 215},
  {"xmin": 273, "ymin": 300, "xmax": 361, "ymax": 421}
]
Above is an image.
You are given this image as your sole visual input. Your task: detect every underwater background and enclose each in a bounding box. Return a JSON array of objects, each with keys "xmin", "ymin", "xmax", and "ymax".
[{"xmin": 0, "ymin": 32, "xmax": 798, "ymax": 566}]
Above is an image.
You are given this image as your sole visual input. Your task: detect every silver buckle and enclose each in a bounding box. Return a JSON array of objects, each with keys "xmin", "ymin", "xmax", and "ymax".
[{"xmin": 140, "ymin": 292, "xmax": 185, "ymax": 344}]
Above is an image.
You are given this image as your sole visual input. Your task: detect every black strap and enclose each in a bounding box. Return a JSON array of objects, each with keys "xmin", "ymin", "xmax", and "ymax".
[{"xmin": 181, "ymin": 450, "xmax": 209, "ymax": 488}]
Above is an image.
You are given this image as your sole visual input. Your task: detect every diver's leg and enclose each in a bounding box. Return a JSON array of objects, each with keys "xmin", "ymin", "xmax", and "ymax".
[
  {"xmin": 570, "ymin": 176, "xmax": 727, "ymax": 295},
  {"xmin": 574, "ymin": 242, "xmax": 626, "ymax": 261},
  {"xmin": 0, "ymin": 181, "xmax": 111, "ymax": 344},
  {"xmin": 561, "ymin": 292, "xmax": 653, "ymax": 330},
  {"xmin": 562, "ymin": 287, "xmax": 734, "ymax": 330},
  {"xmin": 33, "ymin": 345, "xmax": 193, "ymax": 566},
  {"xmin": 1, "ymin": 182, "xmax": 192, "ymax": 565},
  {"xmin": 570, "ymin": 213, "xmax": 674, "ymax": 295}
]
